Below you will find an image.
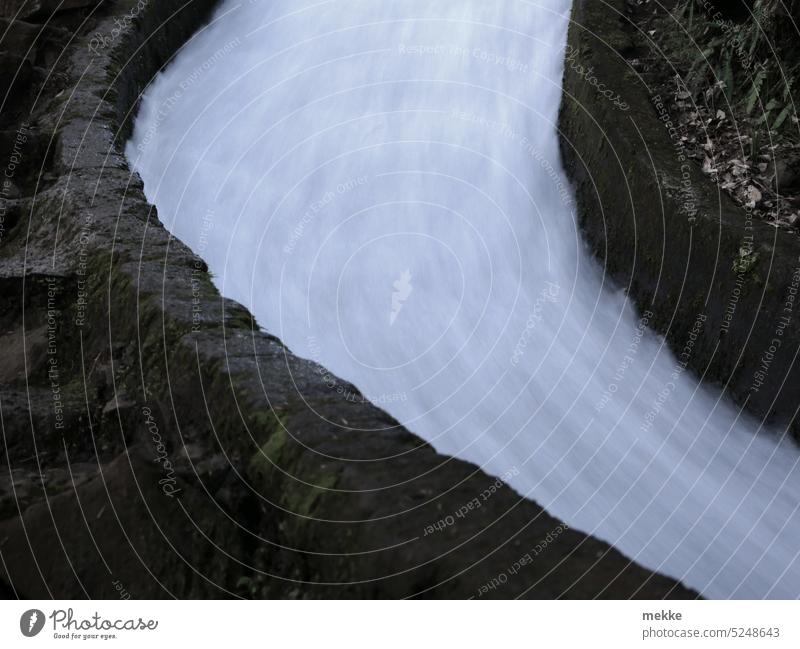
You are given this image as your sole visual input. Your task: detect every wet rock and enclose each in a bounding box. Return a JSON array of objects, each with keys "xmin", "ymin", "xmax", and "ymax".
[
  {"xmin": 773, "ymin": 157, "xmax": 800, "ymax": 194},
  {"xmin": 0, "ymin": 0, "xmax": 100, "ymax": 21}
]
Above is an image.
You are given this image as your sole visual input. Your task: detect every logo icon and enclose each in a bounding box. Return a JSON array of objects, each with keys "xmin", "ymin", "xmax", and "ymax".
[
  {"xmin": 390, "ymin": 269, "xmax": 412, "ymax": 326},
  {"xmin": 20, "ymin": 609, "xmax": 45, "ymax": 637}
]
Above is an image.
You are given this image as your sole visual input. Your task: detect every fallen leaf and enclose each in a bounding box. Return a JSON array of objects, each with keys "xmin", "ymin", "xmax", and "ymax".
[{"xmin": 746, "ymin": 185, "xmax": 762, "ymax": 205}]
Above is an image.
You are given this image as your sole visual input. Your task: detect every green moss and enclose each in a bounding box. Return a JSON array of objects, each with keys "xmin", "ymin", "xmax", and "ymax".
[
  {"xmin": 247, "ymin": 411, "xmax": 291, "ymax": 481},
  {"xmin": 227, "ymin": 305, "xmax": 255, "ymax": 330},
  {"xmin": 283, "ymin": 470, "xmax": 339, "ymax": 519},
  {"xmin": 247, "ymin": 411, "xmax": 341, "ymax": 519},
  {"xmin": 252, "ymin": 418, "xmax": 287, "ymax": 465}
]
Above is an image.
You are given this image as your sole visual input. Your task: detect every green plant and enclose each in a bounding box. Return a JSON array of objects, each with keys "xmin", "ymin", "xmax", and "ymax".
[{"xmin": 673, "ymin": 0, "xmax": 798, "ymax": 137}]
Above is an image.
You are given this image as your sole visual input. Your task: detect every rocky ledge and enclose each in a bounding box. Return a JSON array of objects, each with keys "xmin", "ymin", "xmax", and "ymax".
[
  {"xmin": 0, "ymin": 0, "xmax": 694, "ymax": 598},
  {"xmin": 559, "ymin": 0, "xmax": 800, "ymax": 440}
]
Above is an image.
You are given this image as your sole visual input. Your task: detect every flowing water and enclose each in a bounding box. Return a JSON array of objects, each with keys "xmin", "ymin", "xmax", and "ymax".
[{"xmin": 127, "ymin": 0, "xmax": 800, "ymax": 598}]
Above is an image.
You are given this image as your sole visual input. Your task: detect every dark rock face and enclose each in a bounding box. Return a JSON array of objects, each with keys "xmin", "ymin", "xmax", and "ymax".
[
  {"xmin": 0, "ymin": 0, "xmax": 695, "ymax": 598},
  {"xmin": 559, "ymin": 0, "xmax": 800, "ymax": 441}
]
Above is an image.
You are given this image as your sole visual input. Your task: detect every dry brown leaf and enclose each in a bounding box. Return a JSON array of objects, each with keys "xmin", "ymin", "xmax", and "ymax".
[{"xmin": 745, "ymin": 186, "xmax": 762, "ymax": 205}]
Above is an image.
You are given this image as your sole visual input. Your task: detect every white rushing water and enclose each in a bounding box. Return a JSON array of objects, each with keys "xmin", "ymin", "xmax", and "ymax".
[{"xmin": 128, "ymin": 0, "xmax": 800, "ymax": 597}]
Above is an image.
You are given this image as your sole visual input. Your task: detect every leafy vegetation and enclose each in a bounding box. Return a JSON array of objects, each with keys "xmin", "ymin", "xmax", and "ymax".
[{"xmin": 672, "ymin": 0, "xmax": 799, "ymax": 137}]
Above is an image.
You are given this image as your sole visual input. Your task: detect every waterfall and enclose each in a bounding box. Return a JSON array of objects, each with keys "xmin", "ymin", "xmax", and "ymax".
[{"xmin": 127, "ymin": 0, "xmax": 800, "ymax": 598}]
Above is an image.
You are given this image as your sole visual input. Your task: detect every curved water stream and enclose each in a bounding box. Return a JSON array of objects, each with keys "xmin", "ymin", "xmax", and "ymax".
[{"xmin": 127, "ymin": 0, "xmax": 800, "ymax": 598}]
